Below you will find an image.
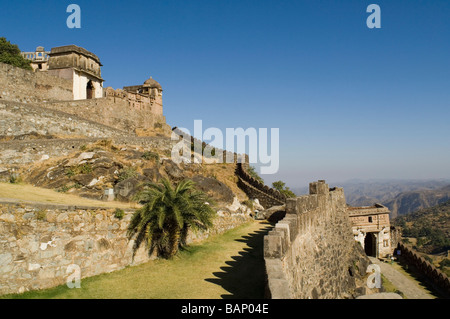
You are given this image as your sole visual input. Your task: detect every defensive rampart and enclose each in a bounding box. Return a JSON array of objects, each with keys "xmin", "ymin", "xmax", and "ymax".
[
  {"xmin": 236, "ymin": 163, "xmax": 286, "ymax": 209},
  {"xmin": 39, "ymin": 97, "xmax": 168, "ymax": 134},
  {"xmin": 0, "ymin": 100, "xmax": 128, "ymax": 141},
  {"xmin": 0, "ymin": 62, "xmax": 73, "ymax": 103},
  {"xmin": 0, "ymin": 202, "xmax": 252, "ymax": 295},
  {"xmin": 398, "ymin": 243, "xmax": 450, "ymax": 295},
  {"xmin": 264, "ymin": 180, "xmax": 369, "ymax": 299}
]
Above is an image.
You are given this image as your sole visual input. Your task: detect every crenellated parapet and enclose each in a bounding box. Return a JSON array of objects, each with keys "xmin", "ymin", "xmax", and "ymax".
[
  {"xmin": 235, "ymin": 163, "xmax": 286, "ymax": 208},
  {"xmin": 264, "ymin": 181, "xmax": 369, "ymax": 299},
  {"xmin": 398, "ymin": 243, "xmax": 450, "ymax": 295}
]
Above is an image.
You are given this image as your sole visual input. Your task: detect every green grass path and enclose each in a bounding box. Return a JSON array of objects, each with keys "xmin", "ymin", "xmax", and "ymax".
[{"xmin": 3, "ymin": 221, "xmax": 273, "ymax": 299}]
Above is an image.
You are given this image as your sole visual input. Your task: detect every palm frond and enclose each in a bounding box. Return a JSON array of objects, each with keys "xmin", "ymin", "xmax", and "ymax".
[{"xmin": 127, "ymin": 178, "xmax": 216, "ymax": 259}]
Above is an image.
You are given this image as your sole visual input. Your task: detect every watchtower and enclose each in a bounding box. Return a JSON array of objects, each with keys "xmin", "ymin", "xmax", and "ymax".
[{"xmin": 47, "ymin": 45, "xmax": 104, "ymax": 100}]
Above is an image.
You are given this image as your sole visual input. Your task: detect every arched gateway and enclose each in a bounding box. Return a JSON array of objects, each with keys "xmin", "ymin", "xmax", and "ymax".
[{"xmin": 349, "ymin": 204, "xmax": 394, "ymax": 259}]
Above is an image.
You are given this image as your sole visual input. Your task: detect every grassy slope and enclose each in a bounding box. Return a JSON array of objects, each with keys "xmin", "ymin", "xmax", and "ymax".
[
  {"xmin": 0, "ymin": 182, "xmax": 137, "ymax": 209},
  {"xmin": 2, "ymin": 220, "xmax": 272, "ymax": 299}
]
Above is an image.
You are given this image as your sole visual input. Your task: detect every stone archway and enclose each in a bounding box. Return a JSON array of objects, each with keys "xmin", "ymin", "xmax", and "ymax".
[
  {"xmin": 364, "ymin": 232, "xmax": 377, "ymax": 257},
  {"xmin": 86, "ymin": 80, "xmax": 94, "ymax": 99}
]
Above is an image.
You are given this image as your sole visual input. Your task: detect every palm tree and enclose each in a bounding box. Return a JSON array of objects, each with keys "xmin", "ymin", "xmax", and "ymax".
[{"xmin": 127, "ymin": 178, "xmax": 216, "ymax": 259}]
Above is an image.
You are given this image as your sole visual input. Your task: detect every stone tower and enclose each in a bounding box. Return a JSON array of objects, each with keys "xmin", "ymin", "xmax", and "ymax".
[
  {"xmin": 123, "ymin": 76, "xmax": 163, "ymax": 116},
  {"xmin": 47, "ymin": 45, "xmax": 104, "ymax": 100},
  {"xmin": 142, "ymin": 77, "xmax": 163, "ymax": 115}
]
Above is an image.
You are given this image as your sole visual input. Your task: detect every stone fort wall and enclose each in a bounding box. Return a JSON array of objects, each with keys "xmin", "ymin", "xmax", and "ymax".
[
  {"xmin": 0, "ymin": 202, "xmax": 252, "ymax": 295},
  {"xmin": 38, "ymin": 98, "xmax": 169, "ymax": 135},
  {"xmin": 0, "ymin": 62, "xmax": 73, "ymax": 103},
  {"xmin": 398, "ymin": 243, "xmax": 450, "ymax": 295},
  {"xmin": 0, "ymin": 100, "xmax": 128, "ymax": 141},
  {"xmin": 235, "ymin": 163, "xmax": 286, "ymax": 209},
  {"xmin": 264, "ymin": 180, "xmax": 369, "ymax": 299},
  {"xmin": 0, "ymin": 136, "xmax": 174, "ymax": 169},
  {"xmin": 0, "ymin": 62, "xmax": 169, "ymax": 135}
]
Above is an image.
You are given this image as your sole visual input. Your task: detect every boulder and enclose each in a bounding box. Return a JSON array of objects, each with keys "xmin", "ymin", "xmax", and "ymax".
[
  {"xmin": 114, "ymin": 178, "xmax": 142, "ymax": 201},
  {"xmin": 226, "ymin": 197, "xmax": 250, "ymax": 214},
  {"xmin": 192, "ymin": 175, "xmax": 235, "ymax": 204},
  {"xmin": 142, "ymin": 167, "xmax": 163, "ymax": 182},
  {"xmin": 91, "ymin": 157, "xmax": 115, "ymax": 169},
  {"xmin": 253, "ymin": 199, "xmax": 265, "ymax": 211},
  {"xmin": 64, "ymin": 152, "xmax": 95, "ymax": 167},
  {"xmin": 162, "ymin": 159, "xmax": 184, "ymax": 181},
  {"xmin": 73, "ymin": 174, "xmax": 97, "ymax": 187}
]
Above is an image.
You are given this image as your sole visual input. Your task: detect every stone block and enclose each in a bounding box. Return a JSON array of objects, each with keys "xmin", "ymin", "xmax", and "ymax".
[
  {"xmin": 264, "ymin": 233, "xmax": 283, "ymax": 259},
  {"xmin": 280, "ymin": 215, "xmax": 298, "ymax": 241},
  {"xmin": 275, "ymin": 223, "xmax": 290, "ymax": 253},
  {"xmin": 268, "ymin": 279, "xmax": 292, "ymax": 299},
  {"xmin": 286, "ymin": 198, "xmax": 297, "ymax": 214}
]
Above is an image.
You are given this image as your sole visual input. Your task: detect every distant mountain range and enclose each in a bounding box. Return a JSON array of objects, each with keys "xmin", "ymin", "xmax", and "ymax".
[
  {"xmin": 385, "ymin": 185, "xmax": 450, "ymax": 219},
  {"xmin": 292, "ymin": 179, "xmax": 450, "ymax": 219}
]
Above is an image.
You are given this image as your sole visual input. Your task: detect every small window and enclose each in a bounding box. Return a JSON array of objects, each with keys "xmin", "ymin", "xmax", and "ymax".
[
  {"xmin": 368, "ymin": 216, "xmax": 373, "ymax": 223},
  {"xmin": 383, "ymin": 240, "xmax": 389, "ymax": 247},
  {"xmin": 38, "ymin": 64, "xmax": 42, "ymax": 70}
]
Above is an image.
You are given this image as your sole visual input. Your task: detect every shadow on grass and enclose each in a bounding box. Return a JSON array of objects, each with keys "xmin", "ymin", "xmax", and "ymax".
[{"xmin": 204, "ymin": 222, "xmax": 274, "ymax": 299}]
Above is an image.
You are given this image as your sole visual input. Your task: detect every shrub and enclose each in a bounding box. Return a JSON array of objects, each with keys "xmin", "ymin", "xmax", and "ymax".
[
  {"xmin": 272, "ymin": 180, "xmax": 297, "ymax": 198},
  {"xmin": 142, "ymin": 151, "xmax": 159, "ymax": 162},
  {"xmin": 114, "ymin": 208, "xmax": 125, "ymax": 220},
  {"xmin": 57, "ymin": 185, "xmax": 72, "ymax": 193},
  {"xmin": 36, "ymin": 210, "xmax": 47, "ymax": 221},
  {"xmin": 79, "ymin": 163, "xmax": 93, "ymax": 174},
  {"xmin": 9, "ymin": 174, "xmax": 22, "ymax": 184},
  {"xmin": 65, "ymin": 168, "xmax": 76, "ymax": 177},
  {"xmin": 118, "ymin": 167, "xmax": 138, "ymax": 182}
]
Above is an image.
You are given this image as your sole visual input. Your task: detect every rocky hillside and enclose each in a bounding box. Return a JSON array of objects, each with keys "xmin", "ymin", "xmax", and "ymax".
[
  {"xmin": 386, "ymin": 185, "xmax": 450, "ymax": 218},
  {"xmin": 20, "ymin": 139, "xmax": 248, "ymax": 210},
  {"xmin": 394, "ymin": 200, "xmax": 450, "ymax": 255}
]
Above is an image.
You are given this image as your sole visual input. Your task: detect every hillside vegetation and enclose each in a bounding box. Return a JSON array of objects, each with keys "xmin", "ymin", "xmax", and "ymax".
[
  {"xmin": 13, "ymin": 139, "xmax": 247, "ymax": 209},
  {"xmin": 0, "ymin": 37, "xmax": 32, "ymax": 71},
  {"xmin": 394, "ymin": 200, "xmax": 450, "ymax": 253}
]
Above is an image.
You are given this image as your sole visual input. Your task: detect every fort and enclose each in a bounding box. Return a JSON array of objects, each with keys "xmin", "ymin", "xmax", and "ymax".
[{"xmin": 2, "ymin": 43, "xmax": 447, "ymax": 298}]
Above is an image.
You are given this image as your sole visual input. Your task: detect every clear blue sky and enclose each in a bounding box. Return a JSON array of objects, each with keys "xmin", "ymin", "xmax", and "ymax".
[{"xmin": 2, "ymin": 0, "xmax": 450, "ymax": 189}]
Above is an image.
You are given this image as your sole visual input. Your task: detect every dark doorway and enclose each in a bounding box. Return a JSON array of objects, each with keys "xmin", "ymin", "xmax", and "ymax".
[
  {"xmin": 364, "ymin": 232, "xmax": 377, "ymax": 257},
  {"xmin": 86, "ymin": 80, "xmax": 94, "ymax": 99}
]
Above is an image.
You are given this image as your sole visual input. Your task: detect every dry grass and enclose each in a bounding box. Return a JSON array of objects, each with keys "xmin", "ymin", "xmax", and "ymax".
[
  {"xmin": 0, "ymin": 182, "xmax": 137, "ymax": 209},
  {"xmin": 202, "ymin": 163, "xmax": 247, "ymax": 201}
]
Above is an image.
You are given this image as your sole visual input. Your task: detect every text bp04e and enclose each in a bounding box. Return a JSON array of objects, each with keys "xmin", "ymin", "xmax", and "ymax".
[{"xmin": 226, "ymin": 304, "xmax": 269, "ymax": 314}]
